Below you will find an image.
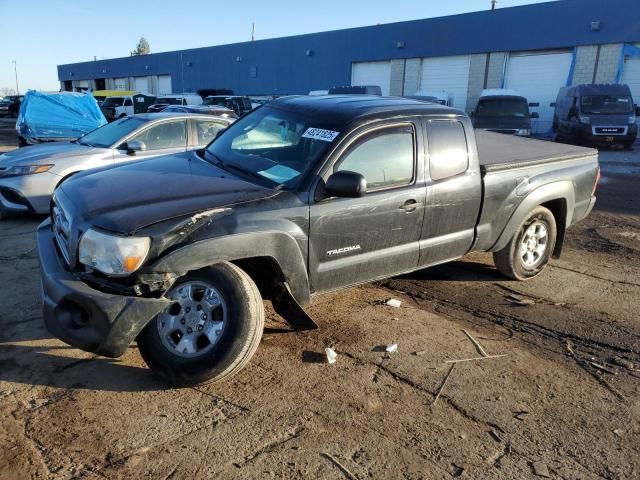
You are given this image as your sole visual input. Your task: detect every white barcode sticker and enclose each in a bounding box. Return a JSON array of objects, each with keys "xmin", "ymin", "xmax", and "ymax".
[{"xmin": 302, "ymin": 128, "xmax": 340, "ymax": 142}]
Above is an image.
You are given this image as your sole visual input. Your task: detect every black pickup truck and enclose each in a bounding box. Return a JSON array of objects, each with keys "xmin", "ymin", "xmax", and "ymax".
[{"xmin": 37, "ymin": 96, "xmax": 599, "ymax": 386}]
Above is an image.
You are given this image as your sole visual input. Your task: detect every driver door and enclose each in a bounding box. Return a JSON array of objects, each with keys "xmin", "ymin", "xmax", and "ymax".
[
  {"xmin": 114, "ymin": 119, "xmax": 188, "ymax": 164},
  {"xmin": 309, "ymin": 122, "xmax": 425, "ymax": 293}
]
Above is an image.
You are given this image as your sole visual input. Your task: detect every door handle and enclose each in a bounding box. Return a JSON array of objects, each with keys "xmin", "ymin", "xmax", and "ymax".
[{"xmin": 399, "ymin": 199, "xmax": 419, "ymax": 212}]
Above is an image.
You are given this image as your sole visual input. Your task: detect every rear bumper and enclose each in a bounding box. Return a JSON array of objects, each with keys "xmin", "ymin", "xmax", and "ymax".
[
  {"xmin": 572, "ymin": 195, "xmax": 596, "ymax": 225},
  {"xmin": 37, "ymin": 218, "xmax": 170, "ymax": 357}
]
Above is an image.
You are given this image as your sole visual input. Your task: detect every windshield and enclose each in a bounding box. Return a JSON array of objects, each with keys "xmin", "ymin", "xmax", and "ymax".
[
  {"xmin": 476, "ymin": 98, "xmax": 529, "ymax": 117},
  {"xmin": 204, "ymin": 97, "xmax": 231, "ymax": 107},
  {"xmin": 76, "ymin": 116, "xmax": 147, "ymax": 148},
  {"xmin": 581, "ymin": 95, "xmax": 634, "ymax": 114},
  {"xmin": 205, "ymin": 106, "xmax": 340, "ymax": 188},
  {"xmin": 159, "ymin": 97, "xmax": 183, "ymax": 105},
  {"xmin": 102, "ymin": 97, "xmax": 125, "ymax": 107}
]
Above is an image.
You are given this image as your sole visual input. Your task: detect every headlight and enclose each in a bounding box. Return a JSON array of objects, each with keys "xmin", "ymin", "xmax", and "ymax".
[
  {"xmin": 1, "ymin": 164, "xmax": 52, "ymax": 177},
  {"xmin": 515, "ymin": 128, "xmax": 531, "ymax": 136},
  {"xmin": 578, "ymin": 115, "xmax": 591, "ymax": 125},
  {"xmin": 79, "ymin": 228, "xmax": 151, "ymax": 276},
  {"xmin": 629, "ymin": 116, "xmax": 637, "ymax": 125}
]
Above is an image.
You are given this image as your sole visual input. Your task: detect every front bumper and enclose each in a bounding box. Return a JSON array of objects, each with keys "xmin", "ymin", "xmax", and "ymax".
[
  {"xmin": 0, "ymin": 171, "xmax": 61, "ymax": 214},
  {"xmin": 37, "ymin": 218, "xmax": 170, "ymax": 357}
]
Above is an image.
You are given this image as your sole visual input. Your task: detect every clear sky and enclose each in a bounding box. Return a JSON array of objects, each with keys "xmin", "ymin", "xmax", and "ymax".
[{"xmin": 0, "ymin": 0, "xmax": 552, "ymax": 93}]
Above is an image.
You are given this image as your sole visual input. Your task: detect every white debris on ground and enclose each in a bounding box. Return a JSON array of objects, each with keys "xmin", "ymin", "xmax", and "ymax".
[
  {"xmin": 385, "ymin": 299, "xmax": 402, "ymax": 308},
  {"xmin": 325, "ymin": 347, "xmax": 338, "ymax": 364},
  {"xmin": 386, "ymin": 343, "xmax": 398, "ymax": 353}
]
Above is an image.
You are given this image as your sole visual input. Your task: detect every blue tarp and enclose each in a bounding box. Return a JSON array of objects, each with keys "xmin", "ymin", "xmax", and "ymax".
[{"xmin": 16, "ymin": 91, "xmax": 107, "ymax": 143}]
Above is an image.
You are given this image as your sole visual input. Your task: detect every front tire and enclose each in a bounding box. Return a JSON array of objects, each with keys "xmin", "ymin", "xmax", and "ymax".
[
  {"xmin": 493, "ymin": 206, "xmax": 557, "ymax": 281},
  {"xmin": 137, "ymin": 262, "xmax": 264, "ymax": 386},
  {"xmin": 624, "ymin": 142, "xmax": 634, "ymax": 151}
]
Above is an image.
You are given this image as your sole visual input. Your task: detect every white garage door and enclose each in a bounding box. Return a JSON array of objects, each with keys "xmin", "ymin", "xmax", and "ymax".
[
  {"xmin": 504, "ymin": 52, "xmax": 573, "ymax": 135},
  {"xmin": 621, "ymin": 56, "xmax": 640, "ymax": 130},
  {"xmin": 114, "ymin": 77, "xmax": 128, "ymax": 90},
  {"xmin": 75, "ymin": 80, "xmax": 89, "ymax": 92},
  {"xmin": 419, "ymin": 55, "xmax": 470, "ymax": 111},
  {"xmin": 134, "ymin": 76, "xmax": 149, "ymax": 93},
  {"xmin": 158, "ymin": 75, "xmax": 172, "ymax": 95},
  {"xmin": 351, "ymin": 61, "xmax": 391, "ymax": 96}
]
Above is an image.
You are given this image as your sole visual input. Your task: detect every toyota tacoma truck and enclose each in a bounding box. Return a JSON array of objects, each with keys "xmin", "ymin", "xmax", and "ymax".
[{"xmin": 37, "ymin": 95, "xmax": 599, "ymax": 386}]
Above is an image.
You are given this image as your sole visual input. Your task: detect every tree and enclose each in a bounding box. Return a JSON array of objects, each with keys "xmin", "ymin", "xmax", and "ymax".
[
  {"xmin": 131, "ymin": 37, "xmax": 150, "ymax": 56},
  {"xmin": 0, "ymin": 87, "xmax": 17, "ymax": 96}
]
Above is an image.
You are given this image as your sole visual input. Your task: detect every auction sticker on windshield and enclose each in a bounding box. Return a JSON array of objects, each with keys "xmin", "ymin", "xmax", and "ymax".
[{"xmin": 302, "ymin": 128, "xmax": 340, "ymax": 142}]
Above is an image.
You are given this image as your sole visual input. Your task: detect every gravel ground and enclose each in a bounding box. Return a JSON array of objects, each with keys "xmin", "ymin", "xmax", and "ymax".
[{"xmin": 0, "ymin": 124, "xmax": 639, "ymax": 479}]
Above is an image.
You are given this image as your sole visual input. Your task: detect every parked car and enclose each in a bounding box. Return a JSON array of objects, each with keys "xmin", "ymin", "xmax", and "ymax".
[
  {"xmin": 471, "ymin": 89, "xmax": 538, "ymax": 136},
  {"xmin": 203, "ymin": 95, "xmax": 253, "ymax": 116},
  {"xmin": 162, "ymin": 105, "xmax": 238, "ymax": 119},
  {"xmin": 553, "ymin": 84, "xmax": 638, "ymax": 149},
  {"xmin": 328, "ymin": 85, "xmax": 382, "ymax": 95},
  {"xmin": 91, "ymin": 90, "xmax": 137, "ymax": 107},
  {"xmin": 147, "ymin": 94, "xmax": 204, "ymax": 113},
  {"xmin": 0, "ymin": 113, "xmax": 232, "ymax": 217},
  {"xmin": 100, "ymin": 93, "xmax": 156, "ymax": 121},
  {"xmin": 0, "ymin": 95, "xmax": 24, "ymax": 118},
  {"xmin": 406, "ymin": 89, "xmax": 452, "ymax": 106},
  {"xmin": 16, "ymin": 91, "xmax": 107, "ymax": 147},
  {"xmin": 36, "ymin": 95, "xmax": 599, "ymax": 386}
]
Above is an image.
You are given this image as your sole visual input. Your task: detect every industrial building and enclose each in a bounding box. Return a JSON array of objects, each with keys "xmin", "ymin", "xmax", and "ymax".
[{"xmin": 58, "ymin": 0, "xmax": 640, "ymax": 134}]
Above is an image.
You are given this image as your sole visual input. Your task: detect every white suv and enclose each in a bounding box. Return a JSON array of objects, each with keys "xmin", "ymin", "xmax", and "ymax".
[{"xmin": 148, "ymin": 94, "xmax": 203, "ymax": 112}]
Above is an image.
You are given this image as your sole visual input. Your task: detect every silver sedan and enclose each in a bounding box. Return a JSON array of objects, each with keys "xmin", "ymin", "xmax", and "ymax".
[{"xmin": 0, "ymin": 113, "xmax": 233, "ymax": 216}]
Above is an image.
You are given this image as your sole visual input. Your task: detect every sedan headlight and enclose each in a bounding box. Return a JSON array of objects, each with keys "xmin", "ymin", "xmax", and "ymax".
[
  {"xmin": 0, "ymin": 164, "xmax": 52, "ymax": 177},
  {"xmin": 515, "ymin": 128, "xmax": 531, "ymax": 136},
  {"xmin": 79, "ymin": 228, "xmax": 151, "ymax": 276},
  {"xmin": 578, "ymin": 115, "xmax": 591, "ymax": 125}
]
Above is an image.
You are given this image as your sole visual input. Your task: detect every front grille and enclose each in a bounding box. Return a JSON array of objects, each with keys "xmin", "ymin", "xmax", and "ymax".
[
  {"xmin": 487, "ymin": 129, "xmax": 518, "ymax": 135},
  {"xmin": 52, "ymin": 203, "xmax": 71, "ymax": 265}
]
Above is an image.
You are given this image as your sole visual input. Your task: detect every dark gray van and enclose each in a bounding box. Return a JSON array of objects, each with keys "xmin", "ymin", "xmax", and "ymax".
[
  {"xmin": 471, "ymin": 89, "xmax": 538, "ymax": 137},
  {"xmin": 553, "ymin": 84, "xmax": 638, "ymax": 149}
]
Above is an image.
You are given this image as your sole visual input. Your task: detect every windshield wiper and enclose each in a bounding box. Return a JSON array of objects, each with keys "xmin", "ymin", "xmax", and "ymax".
[{"xmin": 204, "ymin": 151, "xmax": 281, "ymax": 188}]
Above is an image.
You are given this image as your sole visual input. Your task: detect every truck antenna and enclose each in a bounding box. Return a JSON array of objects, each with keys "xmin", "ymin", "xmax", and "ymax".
[{"xmin": 491, "ymin": 0, "xmax": 497, "ymax": 10}]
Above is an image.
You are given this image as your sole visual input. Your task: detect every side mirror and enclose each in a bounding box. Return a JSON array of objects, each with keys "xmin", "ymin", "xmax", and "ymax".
[
  {"xmin": 325, "ymin": 171, "xmax": 367, "ymax": 198},
  {"xmin": 531, "ymin": 112, "xmax": 539, "ymax": 119},
  {"xmin": 635, "ymin": 105, "xmax": 640, "ymax": 116},
  {"xmin": 121, "ymin": 140, "xmax": 146, "ymax": 156},
  {"xmin": 469, "ymin": 111, "xmax": 474, "ymax": 118},
  {"xmin": 568, "ymin": 106, "xmax": 577, "ymax": 120}
]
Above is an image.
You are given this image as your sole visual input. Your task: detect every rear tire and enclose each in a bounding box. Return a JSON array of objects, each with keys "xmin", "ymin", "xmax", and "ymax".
[
  {"xmin": 137, "ymin": 262, "xmax": 264, "ymax": 386},
  {"xmin": 493, "ymin": 206, "xmax": 557, "ymax": 281},
  {"xmin": 624, "ymin": 142, "xmax": 634, "ymax": 151}
]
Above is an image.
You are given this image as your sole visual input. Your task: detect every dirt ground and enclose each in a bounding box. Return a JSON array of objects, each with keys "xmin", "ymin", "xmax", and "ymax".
[{"xmin": 1, "ymin": 120, "xmax": 639, "ymax": 479}]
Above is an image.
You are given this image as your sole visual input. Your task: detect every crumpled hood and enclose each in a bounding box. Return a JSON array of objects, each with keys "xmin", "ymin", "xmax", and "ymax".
[
  {"xmin": 58, "ymin": 152, "xmax": 276, "ymax": 233},
  {"xmin": 0, "ymin": 142, "xmax": 99, "ymax": 166}
]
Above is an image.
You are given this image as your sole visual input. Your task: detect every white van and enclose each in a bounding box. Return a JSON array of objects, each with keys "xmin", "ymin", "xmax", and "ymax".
[{"xmin": 148, "ymin": 94, "xmax": 203, "ymax": 112}]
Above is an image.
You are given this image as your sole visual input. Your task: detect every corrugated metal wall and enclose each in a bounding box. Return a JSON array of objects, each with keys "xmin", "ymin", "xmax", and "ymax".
[{"xmin": 58, "ymin": 0, "xmax": 640, "ymax": 95}]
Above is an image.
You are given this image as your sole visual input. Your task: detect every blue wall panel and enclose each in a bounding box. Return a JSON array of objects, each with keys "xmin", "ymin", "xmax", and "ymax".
[{"xmin": 58, "ymin": 0, "xmax": 640, "ymax": 95}]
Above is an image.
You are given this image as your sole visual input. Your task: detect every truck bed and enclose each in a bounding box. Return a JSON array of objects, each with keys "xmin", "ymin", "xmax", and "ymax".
[{"xmin": 476, "ymin": 130, "xmax": 598, "ymax": 173}]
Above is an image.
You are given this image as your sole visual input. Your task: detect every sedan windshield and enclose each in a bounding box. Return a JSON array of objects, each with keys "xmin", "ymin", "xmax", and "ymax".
[
  {"xmin": 76, "ymin": 117, "xmax": 147, "ymax": 148},
  {"xmin": 581, "ymin": 95, "xmax": 634, "ymax": 114},
  {"xmin": 205, "ymin": 106, "xmax": 340, "ymax": 188},
  {"xmin": 476, "ymin": 98, "xmax": 530, "ymax": 117}
]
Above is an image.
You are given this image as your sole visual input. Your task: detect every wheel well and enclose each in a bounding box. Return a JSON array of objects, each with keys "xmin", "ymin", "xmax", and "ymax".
[
  {"xmin": 541, "ymin": 198, "xmax": 567, "ymax": 258},
  {"xmin": 231, "ymin": 256, "xmax": 286, "ymax": 300}
]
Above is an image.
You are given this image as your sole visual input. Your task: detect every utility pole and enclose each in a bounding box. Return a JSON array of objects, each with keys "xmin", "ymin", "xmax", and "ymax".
[
  {"xmin": 491, "ymin": 0, "xmax": 497, "ymax": 10},
  {"xmin": 12, "ymin": 60, "xmax": 19, "ymax": 94},
  {"xmin": 251, "ymin": 22, "xmax": 255, "ymax": 41}
]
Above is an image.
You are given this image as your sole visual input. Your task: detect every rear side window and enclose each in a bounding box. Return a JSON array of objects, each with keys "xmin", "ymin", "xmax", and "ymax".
[
  {"xmin": 427, "ymin": 120, "xmax": 469, "ymax": 181},
  {"xmin": 194, "ymin": 119, "xmax": 227, "ymax": 145},
  {"xmin": 124, "ymin": 98, "xmax": 133, "ymax": 107},
  {"xmin": 336, "ymin": 125, "xmax": 415, "ymax": 190}
]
